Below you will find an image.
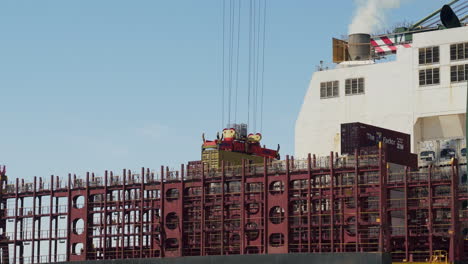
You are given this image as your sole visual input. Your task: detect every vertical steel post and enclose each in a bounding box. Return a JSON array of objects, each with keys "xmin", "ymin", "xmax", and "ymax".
[
  {"xmin": 200, "ymin": 164, "xmax": 205, "ymax": 256},
  {"xmin": 140, "ymin": 168, "xmax": 145, "ymax": 259},
  {"xmin": 66, "ymin": 174, "xmax": 72, "ymax": 262},
  {"xmin": 160, "ymin": 166, "xmax": 165, "ymax": 258},
  {"xmin": 378, "ymin": 144, "xmax": 385, "ymax": 252},
  {"xmin": 428, "ymin": 165, "xmax": 433, "ymax": 257},
  {"xmin": 307, "ymin": 154, "xmax": 312, "ymax": 253},
  {"xmin": 121, "ymin": 170, "xmax": 126, "ymax": 259},
  {"xmin": 263, "ymin": 157, "xmax": 268, "ymax": 254},
  {"xmin": 31, "ymin": 177, "xmax": 36, "ymax": 264},
  {"xmin": 339, "ymin": 172, "xmax": 344, "ymax": 252},
  {"xmin": 404, "ymin": 167, "xmax": 409, "ymax": 261},
  {"xmin": 221, "ymin": 161, "xmax": 225, "ymax": 255},
  {"xmin": 179, "ymin": 164, "xmax": 184, "ymax": 256},
  {"xmin": 318, "ymin": 165, "xmax": 322, "ymax": 252},
  {"xmin": 48, "ymin": 176, "xmax": 53, "ymax": 263},
  {"xmin": 285, "ymin": 155, "xmax": 290, "ymax": 253},
  {"xmin": 354, "ymin": 149, "xmax": 359, "ymax": 252},
  {"xmin": 329, "ymin": 152, "xmax": 335, "ymax": 252},
  {"xmin": 104, "ymin": 171, "xmax": 108, "ymax": 259},
  {"xmin": 241, "ymin": 160, "xmax": 245, "ymax": 255},
  {"xmin": 449, "ymin": 159, "xmax": 460, "ymax": 262},
  {"xmin": 53, "ymin": 194, "xmax": 58, "ymax": 262},
  {"xmin": 85, "ymin": 172, "xmax": 90, "ymax": 260},
  {"xmin": 13, "ymin": 179, "xmax": 18, "ymax": 264}
]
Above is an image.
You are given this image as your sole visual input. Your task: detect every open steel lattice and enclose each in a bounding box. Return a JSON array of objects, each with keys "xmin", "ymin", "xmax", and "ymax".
[{"xmin": 0, "ymin": 146, "xmax": 466, "ymax": 263}]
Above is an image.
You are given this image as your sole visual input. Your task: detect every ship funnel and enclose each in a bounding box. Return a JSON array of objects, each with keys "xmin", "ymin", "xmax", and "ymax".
[{"xmin": 348, "ymin": 33, "xmax": 371, "ymax": 61}]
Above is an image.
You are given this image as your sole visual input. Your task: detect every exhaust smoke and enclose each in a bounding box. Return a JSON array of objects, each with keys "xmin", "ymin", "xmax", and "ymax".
[{"xmin": 349, "ymin": 0, "xmax": 401, "ymax": 34}]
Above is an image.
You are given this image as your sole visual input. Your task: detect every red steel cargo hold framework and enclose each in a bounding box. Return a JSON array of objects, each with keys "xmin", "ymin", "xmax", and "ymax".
[{"xmin": 0, "ymin": 145, "xmax": 467, "ymax": 263}]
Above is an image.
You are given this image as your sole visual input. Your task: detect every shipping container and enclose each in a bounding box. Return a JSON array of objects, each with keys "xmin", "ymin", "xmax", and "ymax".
[
  {"xmin": 340, "ymin": 122, "xmax": 416, "ymax": 167},
  {"xmin": 417, "ymin": 137, "xmax": 466, "ymax": 167},
  {"xmin": 201, "ymin": 148, "xmax": 265, "ymax": 169},
  {"xmin": 341, "ymin": 122, "xmax": 411, "ymax": 155}
]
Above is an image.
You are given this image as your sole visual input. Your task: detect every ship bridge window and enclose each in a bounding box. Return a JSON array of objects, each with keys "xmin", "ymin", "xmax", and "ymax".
[
  {"xmin": 419, "ymin": 68, "xmax": 440, "ymax": 86},
  {"xmin": 320, "ymin": 81, "xmax": 339, "ymax": 99},
  {"xmin": 450, "ymin": 64, "xmax": 468, "ymax": 82},
  {"xmin": 345, "ymin": 78, "xmax": 364, "ymax": 95},
  {"xmin": 419, "ymin": 46, "xmax": 439, "ymax": 65},
  {"xmin": 450, "ymin": 42, "xmax": 468, "ymax": 61}
]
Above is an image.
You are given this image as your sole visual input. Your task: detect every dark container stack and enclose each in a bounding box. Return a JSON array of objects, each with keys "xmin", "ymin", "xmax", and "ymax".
[{"xmin": 341, "ymin": 122, "xmax": 417, "ymax": 168}]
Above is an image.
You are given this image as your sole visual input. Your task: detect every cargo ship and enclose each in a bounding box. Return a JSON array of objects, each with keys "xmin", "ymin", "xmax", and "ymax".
[{"xmin": 1, "ymin": 2, "xmax": 468, "ymax": 264}]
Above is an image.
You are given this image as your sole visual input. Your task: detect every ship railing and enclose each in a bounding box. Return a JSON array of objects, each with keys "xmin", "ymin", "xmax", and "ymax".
[
  {"xmin": 433, "ymin": 224, "xmax": 451, "ymax": 234},
  {"xmin": 224, "ymin": 165, "xmax": 243, "ymax": 177},
  {"xmin": 165, "ymin": 171, "xmax": 180, "ymax": 181},
  {"xmin": 387, "ymin": 172, "xmax": 404, "ymax": 183},
  {"xmin": 458, "ymin": 184, "xmax": 468, "ymax": 194},
  {"xmin": 408, "ymin": 171, "xmax": 429, "ymax": 182},
  {"xmin": 359, "ymin": 171, "xmax": 380, "ymax": 185},
  {"xmin": 401, "ymin": 251, "xmax": 431, "ymax": 262},
  {"xmin": 387, "ymin": 198, "xmax": 404, "ymax": 209},
  {"xmin": 267, "ymin": 160, "xmax": 287, "ymax": 174},
  {"xmin": 314, "ymin": 156, "xmax": 331, "ymax": 169},
  {"xmin": 9, "ymin": 254, "xmax": 67, "ymax": 264},
  {"xmin": 205, "ymin": 168, "xmax": 222, "ymax": 178},
  {"xmin": 4, "ymin": 229, "xmax": 68, "ymax": 240},
  {"xmin": 433, "ymin": 186, "xmax": 451, "ymax": 197},
  {"xmin": 37, "ymin": 182, "xmax": 51, "ymax": 191},
  {"xmin": 332, "ymin": 156, "xmax": 348, "ymax": 169},
  {"xmin": 5, "ymin": 204, "xmax": 69, "ymax": 217},
  {"xmin": 433, "ymin": 200, "xmax": 450, "ymax": 207},
  {"xmin": 88, "ymin": 176, "xmax": 103, "ymax": 187},
  {"xmin": 431, "ymin": 166, "xmax": 452, "ymax": 181},
  {"xmin": 290, "ymin": 179, "xmax": 308, "ymax": 190},
  {"xmin": 109, "ymin": 175, "xmax": 123, "ymax": 186},
  {"xmin": 407, "ymin": 198, "xmax": 428, "ymax": 207},
  {"xmin": 291, "ymin": 159, "xmax": 308, "ymax": 172},
  {"xmin": 462, "ymin": 209, "xmax": 468, "ymax": 221},
  {"xmin": 389, "ymin": 226, "xmax": 405, "ymax": 236},
  {"xmin": 359, "ymin": 155, "xmax": 380, "ymax": 167},
  {"xmin": 71, "ymin": 178, "xmax": 85, "ymax": 188},
  {"xmin": 144, "ymin": 172, "xmax": 161, "ymax": 183},
  {"xmin": 408, "ymin": 225, "xmax": 429, "ymax": 235}
]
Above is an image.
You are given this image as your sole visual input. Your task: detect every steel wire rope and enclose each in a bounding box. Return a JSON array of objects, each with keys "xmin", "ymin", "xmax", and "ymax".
[
  {"xmin": 228, "ymin": 0, "xmax": 235, "ymax": 127},
  {"xmin": 222, "ymin": 0, "xmax": 226, "ymax": 129},
  {"xmin": 251, "ymin": 0, "xmax": 260, "ymax": 133},
  {"xmin": 420, "ymin": 2, "xmax": 464, "ymax": 26},
  {"xmin": 254, "ymin": 0, "xmax": 263, "ymax": 133},
  {"xmin": 252, "ymin": 0, "xmax": 257, "ymax": 132},
  {"xmin": 426, "ymin": 5, "xmax": 468, "ymax": 28},
  {"xmin": 247, "ymin": 0, "xmax": 253, "ymax": 130},
  {"xmin": 260, "ymin": 0, "xmax": 267, "ymax": 133},
  {"xmin": 415, "ymin": 1, "xmax": 462, "ymax": 28},
  {"xmin": 234, "ymin": 0, "xmax": 241, "ymax": 124},
  {"xmin": 252, "ymin": 0, "xmax": 258, "ymax": 132},
  {"xmin": 252, "ymin": 0, "xmax": 257, "ymax": 133},
  {"xmin": 425, "ymin": 2, "xmax": 467, "ymax": 27}
]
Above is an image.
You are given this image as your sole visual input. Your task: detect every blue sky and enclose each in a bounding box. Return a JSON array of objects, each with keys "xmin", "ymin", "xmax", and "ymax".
[{"xmin": 0, "ymin": 0, "xmax": 450, "ymax": 180}]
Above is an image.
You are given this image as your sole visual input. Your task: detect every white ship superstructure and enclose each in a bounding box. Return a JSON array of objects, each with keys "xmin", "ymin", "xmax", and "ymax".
[{"xmin": 296, "ymin": 25, "xmax": 468, "ymax": 165}]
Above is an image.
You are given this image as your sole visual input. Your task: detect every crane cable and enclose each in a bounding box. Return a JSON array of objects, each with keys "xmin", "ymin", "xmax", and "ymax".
[
  {"xmin": 234, "ymin": 0, "xmax": 241, "ymax": 124},
  {"xmin": 260, "ymin": 0, "xmax": 267, "ymax": 133},
  {"xmin": 221, "ymin": 0, "xmax": 267, "ymax": 133},
  {"xmin": 221, "ymin": 0, "xmax": 226, "ymax": 129},
  {"xmin": 247, "ymin": 0, "xmax": 252, "ymax": 130},
  {"xmin": 228, "ymin": 0, "xmax": 236, "ymax": 127}
]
